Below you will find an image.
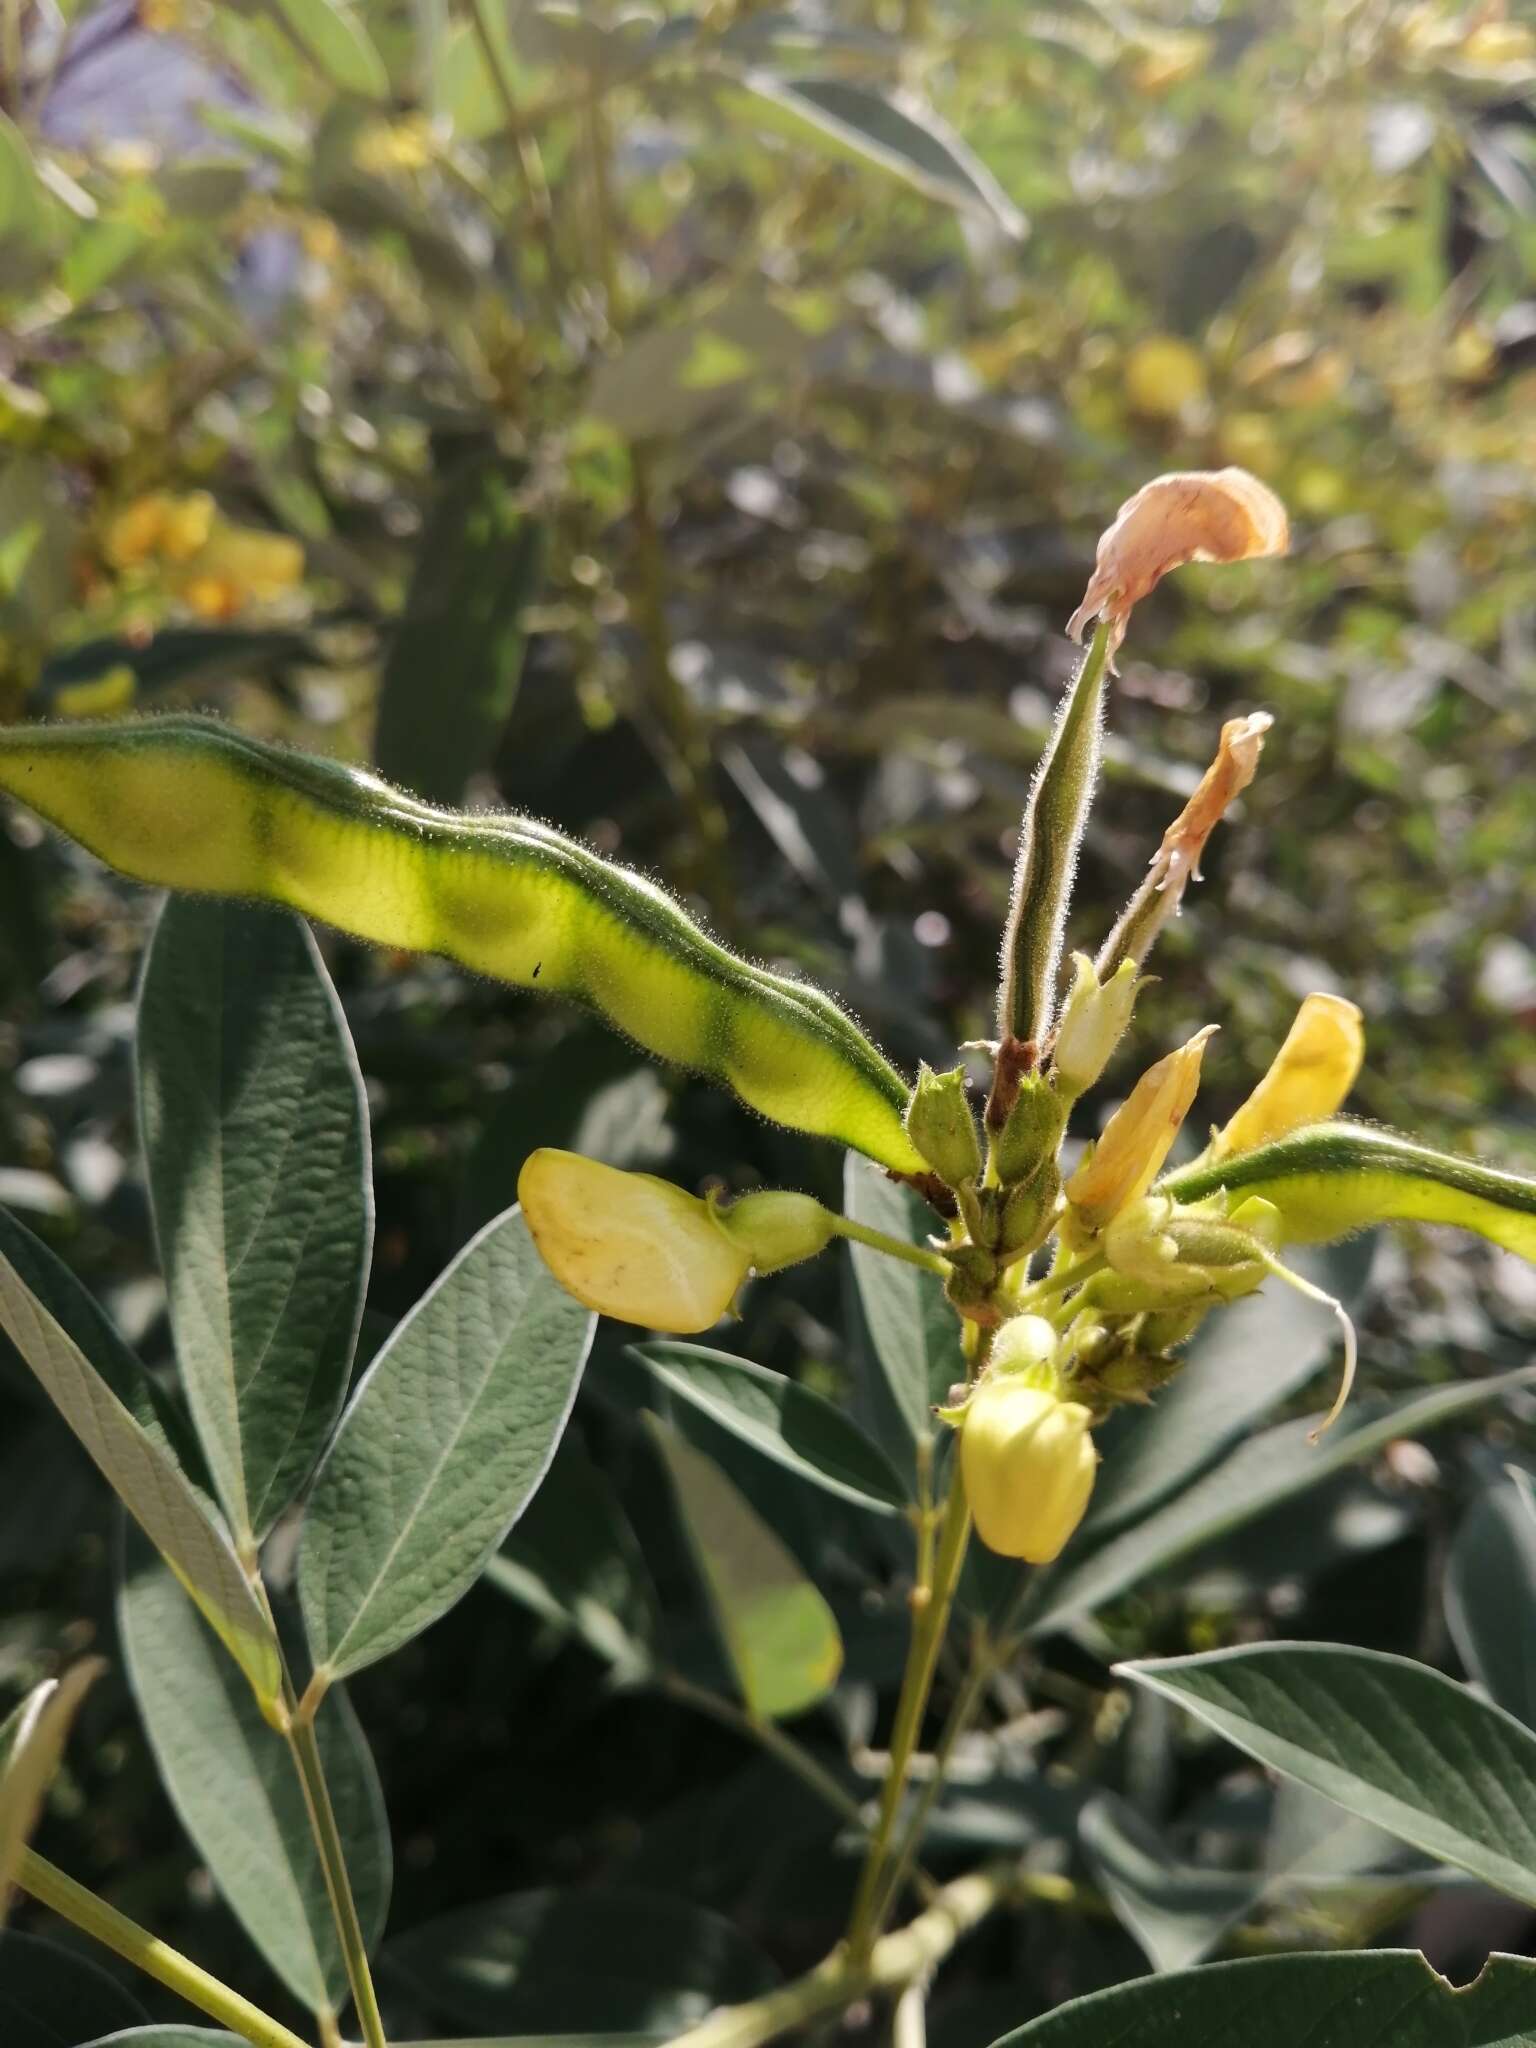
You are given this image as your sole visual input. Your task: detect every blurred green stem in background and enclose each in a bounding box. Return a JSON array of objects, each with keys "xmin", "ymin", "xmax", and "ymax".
[{"xmin": 16, "ymin": 1846, "xmax": 312, "ymax": 2048}]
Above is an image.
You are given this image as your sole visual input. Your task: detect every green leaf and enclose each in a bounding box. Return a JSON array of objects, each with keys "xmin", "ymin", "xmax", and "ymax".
[
  {"xmin": 1080, "ymin": 1239, "xmax": 1374, "ymax": 1541},
  {"xmin": 119, "ymin": 1533, "xmax": 390, "ymax": 2016},
  {"xmin": 0, "ymin": 1249, "xmax": 280, "ymax": 1707},
  {"xmin": 648, "ymin": 1422, "xmax": 843, "ymax": 1720},
  {"xmin": 138, "ymin": 899, "xmax": 372, "ymax": 1546},
  {"xmin": 82, "ymin": 2034, "xmax": 240, "ymax": 2047},
  {"xmin": 383, "ymin": 1887, "xmax": 776, "ymax": 2034},
  {"xmin": 1022, "ymin": 1367, "xmax": 1536, "ymax": 1637},
  {"xmin": 0, "ymin": 115, "xmax": 50, "ymax": 246},
  {"xmin": 486, "ymin": 1443, "xmax": 657, "ymax": 1676},
  {"xmin": 0, "ymin": 1932, "xmax": 147, "ymax": 2045},
  {"xmin": 0, "ymin": 1662, "xmax": 102, "ymax": 1926},
  {"xmin": 264, "ymin": 0, "xmax": 389, "ymax": 98},
  {"xmin": 843, "ymin": 1154, "xmax": 962, "ymax": 1469},
  {"xmin": 985, "ymin": 1949, "xmax": 1536, "ymax": 2047},
  {"xmin": 299, "ymin": 1208, "xmax": 594, "ymax": 1680},
  {"xmin": 628, "ymin": 1342, "xmax": 909, "ymax": 1514},
  {"xmin": 1446, "ymin": 1468, "xmax": 1536, "ymax": 1728},
  {"xmin": 724, "ymin": 73, "xmax": 1026, "ymax": 239},
  {"xmin": 585, "ymin": 287, "xmax": 807, "ymax": 439},
  {"xmin": 374, "ymin": 457, "xmax": 545, "ymax": 805},
  {"xmin": 1077, "ymin": 1792, "xmax": 1258, "ymax": 1974},
  {"xmin": 1162, "ymin": 1120, "xmax": 1536, "ymax": 1263},
  {"xmin": 37, "ymin": 625, "xmax": 316, "ymax": 709},
  {"xmin": 1119, "ymin": 1641, "xmax": 1536, "ymax": 1909},
  {"xmin": 0, "ymin": 1204, "xmax": 198, "ymax": 1472}
]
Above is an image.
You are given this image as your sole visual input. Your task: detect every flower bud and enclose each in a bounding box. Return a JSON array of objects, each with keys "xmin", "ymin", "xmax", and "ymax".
[
  {"xmin": 990, "ymin": 1312, "xmax": 1059, "ymax": 1384},
  {"xmin": 711, "ymin": 1190, "xmax": 836, "ymax": 1274},
  {"xmin": 960, "ymin": 1380, "xmax": 1097, "ymax": 1562},
  {"xmin": 904, "ymin": 1063, "xmax": 983, "ymax": 1188},
  {"xmin": 1000, "ymin": 1161, "xmax": 1061, "ymax": 1256},
  {"xmin": 1212, "ymin": 993, "xmax": 1364, "ymax": 1160},
  {"xmin": 1102, "ymin": 1195, "xmax": 1269, "ymax": 1305},
  {"xmin": 992, "ymin": 1074, "xmax": 1067, "ymax": 1187},
  {"xmin": 519, "ymin": 1148, "xmax": 751, "ymax": 1332},
  {"xmin": 1065, "ymin": 1026, "xmax": 1216, "ymax": 1232},
  {"xmin": 1051, "ymin": 954, "xmax": 1143, "ymax": 1095}
]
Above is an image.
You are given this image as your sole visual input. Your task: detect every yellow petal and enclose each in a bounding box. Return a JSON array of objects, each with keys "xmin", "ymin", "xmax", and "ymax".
[
  {"xmin": 1213, "ymin": 994, "xmax": 1364, "ymax": 1160},
  {"xmin": 961, "ymin": 1380, "xmax": 1097, "ymax": 1562},
  {"xmin": 1066, "ymin": 1026, "xmax": 1217, "ymax": 1230},
  {"xmin": 518, "ymin": 1149, "xmax": 749, "ymax": 1333}
]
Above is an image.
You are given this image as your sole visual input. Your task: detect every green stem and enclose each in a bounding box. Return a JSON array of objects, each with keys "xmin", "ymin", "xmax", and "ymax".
[
  {"xmin": 463, "ymin": 0, "xmax": 566, "ymax": 304},
  {"xmin": 660, "ymin": 1673, "xmax": 935, "ymax": 1899},
  {"xmin": 16, "ymin": 1848, "xmax": 311, "ymax": 2048},
  {"xmin": 284, "ymin": 1693, "xmax": 388, "ymax": 2048},
  {"xmin": 843, "ymin": 1475, "xmax": 973, "ymax": 1963},
  {"xmin": 831, "ymin": 1213, "xmax": 952, "ymax": 1277},
  {"xmin": 868, "ymin": 1629, "xmax": 995, "ymax": 1931},
  {"xmin": 665, "ymin": 1863, "xmax": 1019, "ymax": 2048}
]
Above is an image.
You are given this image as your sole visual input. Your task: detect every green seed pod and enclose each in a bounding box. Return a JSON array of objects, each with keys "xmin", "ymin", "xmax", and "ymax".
[
  {"xmin": 905, "ymin": 1064, "xmax": 983, "ymax": 1189},
  {"xmin": 992, "ymin": 1075, "xmax": 1067, "ymax": 1188},
  {"xmin": 960, "ymin": 1379, "xmax": 1097, "ymax": 1562},
  {"xmin": 1162, "ymin": 1120, "xmax": 1536, "ymax": 1264},
  {"xmin": 712, "ymin": 1191, "xmax": 836, "ymax": 1274},
  {"xmin": 0, "ymin": 717, "xmax": 926, "ymax": 1174}
]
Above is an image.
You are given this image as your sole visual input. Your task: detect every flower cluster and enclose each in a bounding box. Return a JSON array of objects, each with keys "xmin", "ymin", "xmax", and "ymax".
[
  {"xmin": 103, "ymin": 492, "xmax": 304, "ymax": 621},
  {"xmin": 518, "ymin": 470, "xmax": 1366, "ymax": 1564}
]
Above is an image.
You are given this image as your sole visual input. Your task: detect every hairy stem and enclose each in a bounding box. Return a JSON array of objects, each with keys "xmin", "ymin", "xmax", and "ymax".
[
  {"xmin": 16, "ymin": 1848, "xmax": 311, "ymax": 2048},
  {"xmin": 832, "ymin": 1213, "xmax": 953, "ymax": 1277}
]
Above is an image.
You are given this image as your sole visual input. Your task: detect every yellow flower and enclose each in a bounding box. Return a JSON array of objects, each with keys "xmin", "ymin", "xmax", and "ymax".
[
  {"xmin": 1065, "ymin": 1027, "xmax": 1217, "ymax": 1231},
  {"xmin": 1123, "ymin": 336, "xmax": 1208, "ymax": 420},
  {"xmin": 1052, "ymin": 954, "xmax": 1143, "ymax": 1095},
  {"xmin": 518, "ymin": 1150, "xmax": 835, "ymax": 1333},
  {"xmin": 961, "ymin": 1379, "xmax": 1097, "ymax": 1562},
  {"xmin": 1212, "ymin": 993, "xmax": 1363, "ymax": 1160},
  {"xmin": 520, "ymin": 1150, "xmax": 752, "ymax": 1332}
]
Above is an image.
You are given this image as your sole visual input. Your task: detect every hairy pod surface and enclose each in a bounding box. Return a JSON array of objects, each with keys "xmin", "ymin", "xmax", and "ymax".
[
  {"xmin": 0, "ymin": 717, "xmax": 926, "ymax": 1173},
  {"xmin": 1162, "ymin": 1120, "xmax": 1536, "ymax": 1263}
]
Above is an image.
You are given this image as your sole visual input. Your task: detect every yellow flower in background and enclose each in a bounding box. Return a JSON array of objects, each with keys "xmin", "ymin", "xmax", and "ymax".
[
  {"xmin": 1212, "ymin": 993, "xmax": 1364, "ymax": 1161},
  {"xmin": 960, "ymin": 1379, "xmax": 1097, "ymax": 1561},
  {"xmin": 1066, "ymin": 1026, "xmax": 1217, "ymax": 1231},
  {"xmin": 104, "ymin": 493, "xmax": 304, "ymax": 618},
  {"xmin": 104, "ymin": 492, "xmax": 213, "ymax": 570},
  {"xmin": 1122, "ymin": 336, "xmax": 1208, "ymax": 420}
]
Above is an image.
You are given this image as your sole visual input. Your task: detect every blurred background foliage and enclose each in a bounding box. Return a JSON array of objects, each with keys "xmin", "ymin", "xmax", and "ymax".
[{"xmin": 3, "ymin": 0, "xmax": 1536, "ymax": 2037}]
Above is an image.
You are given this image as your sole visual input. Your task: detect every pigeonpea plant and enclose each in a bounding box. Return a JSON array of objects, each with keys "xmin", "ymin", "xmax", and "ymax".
[{"xmin": 3, "ymin": 469, "xmax": 1536, "ymax": 2047}]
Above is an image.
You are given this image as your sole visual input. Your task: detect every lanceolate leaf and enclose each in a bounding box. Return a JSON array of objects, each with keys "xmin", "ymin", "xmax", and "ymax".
[
  {"xmin": 299, "ymin": 1208, "xmax": 593, "ymax": 1680},
  {"xmin": 374, "ymin": 455, "xmax": 545, "ymax": 805},
  {"xmin": 0, "ymin": 1663, "xmax": 102, "ymax": 1926},
  {"xmin": 1021, "ymin": 1367, "xmax": 1536, "ymax": 1637},
  {"xmin": 1163, "ymin": 1120, "xmax": 1536, "ymax": 1263},
  {"xmin": 119, "ymin": 1535, "xmax": 390, "ymax": 2015},
  {"xmin": 0, "ymin": 1205, "xmax": 198, "ymax": 1472},
  {"xmin": 649, "ymin": 1422, "xmax": 843, "ymax": 1721},
  {"xmin": 1120, "ymin": 1643, "xmax": 1536, "ymax": 1909},
  {"xmin": 986, "ymin": 1949, "xmax": 1536, "ymax": 2047},
  {"xmin": 0, "ymin": 1251, "xmax": 280, "ymax": 1707},
  {"xmin": 844, "ymin": 1154, "xmax": 963, "ymax": 1469},
  {"xmin": 138, "ymin": 898, "xmax": 372, "ymax": 1546},
  {"xmin": 724, "ymin": 73, "xmax": 1026, "ymax": 239},
  {"xmin": 0, "ymin": 716, "xmax": 924, "ymax": 1174},
  {"xmin": 1445, "ymin": 1469, "xmax": 1536, "ymax": 1729},
  {"xmin": 629, "ymin": 1342, "xmax": 909, "ymax": 1514}
]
